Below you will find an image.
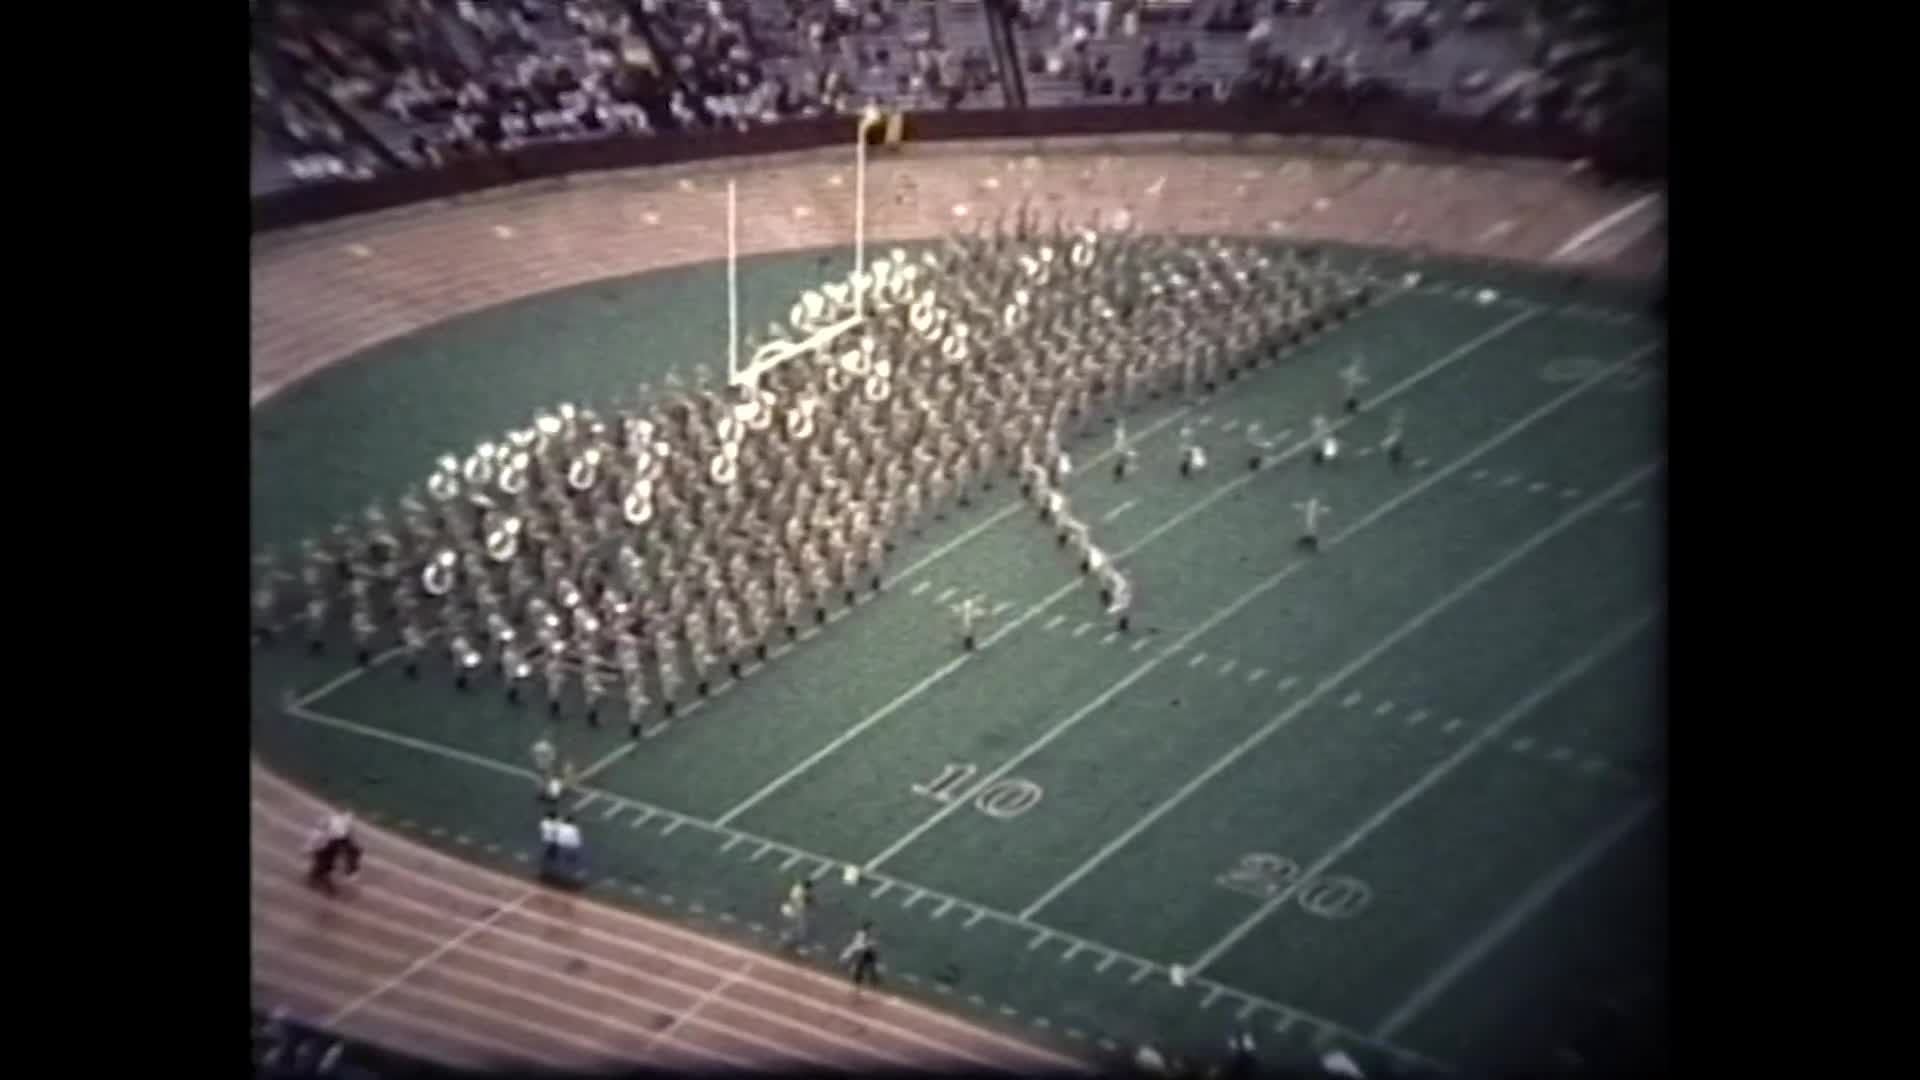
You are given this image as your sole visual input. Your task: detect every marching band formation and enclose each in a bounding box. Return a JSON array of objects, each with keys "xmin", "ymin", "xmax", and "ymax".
[{"xmin": 252, "ymin": 208, "xmax": 1373, "ymax": 737}]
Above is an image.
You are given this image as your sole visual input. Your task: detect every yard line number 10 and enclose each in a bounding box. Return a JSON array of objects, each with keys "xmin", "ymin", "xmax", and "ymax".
[{"xmin": 911, "ymin": 762, "xmax": 1045, "ymax": 820}]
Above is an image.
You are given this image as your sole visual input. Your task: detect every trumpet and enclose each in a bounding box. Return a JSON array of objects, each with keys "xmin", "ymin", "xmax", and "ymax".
[{"xmin": 421, "ymin": 550, "xmax": 457, "ymax": 596}]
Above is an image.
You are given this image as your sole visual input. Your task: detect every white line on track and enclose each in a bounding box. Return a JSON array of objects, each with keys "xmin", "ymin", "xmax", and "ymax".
[{"xmin": 324, "ymin": 892, "xmax": 533, "ymax": 1027}]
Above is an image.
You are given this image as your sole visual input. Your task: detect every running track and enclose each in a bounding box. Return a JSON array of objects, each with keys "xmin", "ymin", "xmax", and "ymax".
[{"xmin": 250, "ymin": 763, "xmax": 1088, "ymax": 1073}]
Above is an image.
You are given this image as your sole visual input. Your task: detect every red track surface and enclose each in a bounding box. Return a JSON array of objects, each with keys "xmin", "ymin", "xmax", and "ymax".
[{"xmin": 250, "ymin": 763, "xmax": 1088, "ymax": 1073}]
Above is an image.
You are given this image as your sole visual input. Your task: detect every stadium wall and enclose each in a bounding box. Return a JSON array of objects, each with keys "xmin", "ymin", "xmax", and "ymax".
[{"xmin": 252, "ymin": 102, "xmax": 1662, "ymax": 234}]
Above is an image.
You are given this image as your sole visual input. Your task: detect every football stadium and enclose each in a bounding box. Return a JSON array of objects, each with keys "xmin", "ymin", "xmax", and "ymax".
[{"xmin": 250, "ymin": 1, "xmax": 1666, "ymax": 1076}]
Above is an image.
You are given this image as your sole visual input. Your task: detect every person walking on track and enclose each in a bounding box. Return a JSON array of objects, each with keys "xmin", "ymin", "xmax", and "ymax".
[
  {"xmin": 778, "ymin": 878, "xmax": 814, "ymax": 949},
  {"xmin": 841, "ymin": 921, "xmax": 882, "ymax": 994},
  {"xmin": 306, "ymin": 810, "xmax": 361, "ymax": 893}
]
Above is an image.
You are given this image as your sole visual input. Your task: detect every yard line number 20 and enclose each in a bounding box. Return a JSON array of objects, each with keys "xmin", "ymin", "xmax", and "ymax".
[
  {"xmin": 911, "ymin": 762, "xmax": 1045, "ymax": 820},
  {"xmin": 1217, "ymin": 853, "xmax": 1373, "ymax": 920}
]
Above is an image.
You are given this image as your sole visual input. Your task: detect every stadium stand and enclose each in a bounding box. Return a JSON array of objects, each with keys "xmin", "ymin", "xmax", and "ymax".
[
  {"xmin": 251, "ymin": 0, "xmax": 1664, "ymax": 194},
  {"xmin": 254, "ymin": 1007, "xmax": 448, "ymax": 1079}
]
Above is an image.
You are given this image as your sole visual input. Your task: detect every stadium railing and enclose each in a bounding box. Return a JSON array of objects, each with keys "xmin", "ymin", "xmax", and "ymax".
[{"xmin": 251, "ymin": 101, "xmax": 1663, "ymax": 235}]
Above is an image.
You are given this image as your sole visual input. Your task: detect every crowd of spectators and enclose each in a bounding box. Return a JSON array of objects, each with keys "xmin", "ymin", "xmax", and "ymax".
[
  {"xmin": 251, "ymin": 0, "xmax": 1663, "ymax": 191},
  {"xmin": 253, "ymin": 1007, "xmax": 443, "ymax": 1079},
  {"xmin": 1007, "ymin": 0, "xmax": 1664, "ymax": 135},
  {"xmin": 253, "ymin": 1008, "xmax": 349, "ymax": 1078},
  {"xmin": 253, "ymin": 0, "xmax": 1010, "ymax": 189}
]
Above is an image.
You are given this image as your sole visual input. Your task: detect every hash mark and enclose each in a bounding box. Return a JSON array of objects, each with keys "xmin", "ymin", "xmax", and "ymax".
[
  {"xmin": 1129, "ymin": 964, "xmax": 1153, "ymax": 984},
  {"xmin": 932, "ymin": 899, "xmax": 954, "ymax": 919},
  {"xmin": 1072, "ymin": 621, "xmax": 1094, "ymax": 638},
  {"xmin": 1374, "ymin": 700, "xmax": 1395, "ymax": 717},
  {"xmin": 965, "ymin": 908, "xmax": 987, "ymax": 929},
  {"xmin": 1131, "ymin": 637, "xmax": 1152, "ymax": 652},
  {"xmin": 779, "ymin": 851, "xmax": 801, "ymax": 869},
  {"xmin": 1340, "ymin": 691, "xmax": 1363, "ymax": 709},
  {"xmin": 1188, "ymin": 652, "xmax": 1210, "ymax": 668},
  {"xmin": 910, "ymin": 580, "xmax": 931, "ymax": 596},
  {"xmin": 1045, "ymin": 614, "xmax": 1068, "ymax": 631}
]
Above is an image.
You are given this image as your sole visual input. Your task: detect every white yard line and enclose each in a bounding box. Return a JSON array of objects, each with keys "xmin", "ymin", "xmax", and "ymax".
[
  {"xmin": 868, "ymin": 356, "xmax": 1620, "ymax": 876},
  {"xmin": 1021, "ymin": 459, "xmax": 1659, "ymax": 923},
  {"xmin": 1373, "ymin": 795, "xmax": 1661, "ymax": 1040},
  {"xmin": 719, "ymin": 310, "xmax": 1536, "ymax": 831},
  {"xmin": 1187, "ymin": 608, "xmax": 1660, "ymax": 976},
  {"xmin": 324, "ymin": 891, "xmax": 533, "ymax": 1027}
]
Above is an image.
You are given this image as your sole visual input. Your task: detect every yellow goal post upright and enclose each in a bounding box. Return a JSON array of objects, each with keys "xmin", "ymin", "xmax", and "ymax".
[{"xmin": 728, "ymin": 104, "xmax": 889, "ymax": 395}]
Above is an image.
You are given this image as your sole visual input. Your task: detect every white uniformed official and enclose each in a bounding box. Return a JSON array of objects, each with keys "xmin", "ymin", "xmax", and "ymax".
[
  {"xmin": 537, "ymin": 812, "xmax": 561, "ymax": 875},
  {"xmin": 552, "ymin": 816, "xmax": 584, "ymax": 880}
]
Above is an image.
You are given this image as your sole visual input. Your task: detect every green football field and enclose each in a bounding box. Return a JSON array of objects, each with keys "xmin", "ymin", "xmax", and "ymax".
[{"xmin": 250, "ymin": 239, "xmax": 1666, "ymax": 1075}]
